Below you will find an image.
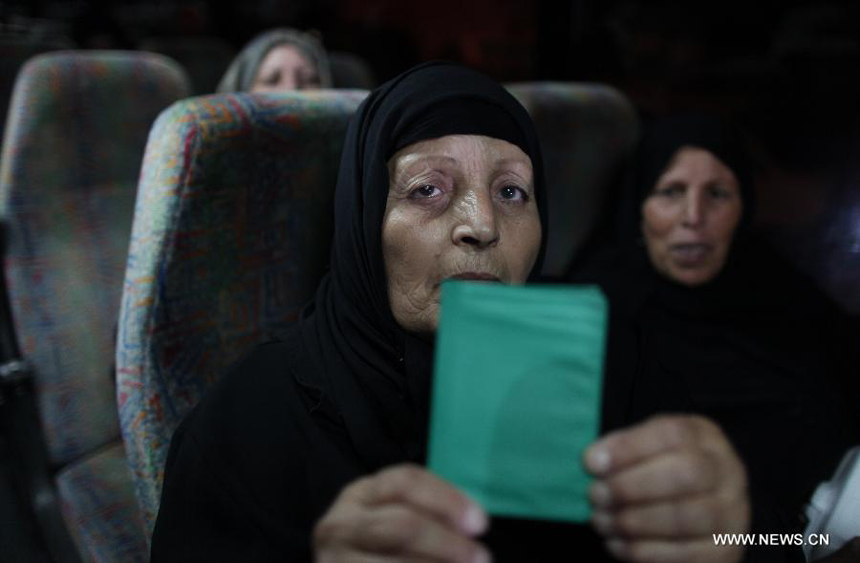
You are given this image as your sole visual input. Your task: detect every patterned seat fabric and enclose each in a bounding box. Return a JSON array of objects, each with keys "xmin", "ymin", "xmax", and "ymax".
[
  {"xmin": 56, "ymin": 443, "xmax": 149, "ymax": 563},
  {"xmin": 0, "ymin": 39, "xmax": 74, "ymax": 149},
  {"xmin": 0, "ymin": 51, "xmax": 191, "ymax": 562},
  {"xmin": 116, "ymin": 91, "xmax": 367, "ymax": 536},
  {"xmin": 508, "ymin": 83, "xmax": 640, "ymax": 277}
]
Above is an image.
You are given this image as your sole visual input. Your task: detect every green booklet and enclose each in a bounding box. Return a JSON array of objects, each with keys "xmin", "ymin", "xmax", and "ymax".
[{"xmin": 427, "ymin": 281, "xmax": 607, "ymax": 523}]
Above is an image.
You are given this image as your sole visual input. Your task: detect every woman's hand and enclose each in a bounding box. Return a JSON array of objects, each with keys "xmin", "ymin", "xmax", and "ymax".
[
  {"xmin": 313, "ymin": 463, "xmax": 491, "ymax": 563},
  {"xmin": 584, "ymin": 415, "xmax": 750, "ymax": 563}
]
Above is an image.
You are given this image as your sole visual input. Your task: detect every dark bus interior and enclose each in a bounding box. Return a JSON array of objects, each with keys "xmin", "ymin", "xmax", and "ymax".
[{"xmin": 1, "ymin": 1, "xmax": 858, "ymax": 561}]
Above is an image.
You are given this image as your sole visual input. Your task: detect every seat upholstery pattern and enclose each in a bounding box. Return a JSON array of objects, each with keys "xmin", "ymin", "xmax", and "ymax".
[
  {"xmin": 56, "ymin": 442, "xmax": 149, "ymax": 562},
  {"xmin": 0, "ymin": 39, "xmax": 74, "ymax": 149},
  {"xmin": 116, "ymin": 91, "xmax": 367, "ymax": 535},
  {"xmin": 0, "ymin": 50, "xmax": 191, "ymax": 467},
  {"xmin": 508, "ymin": 83, "xmax": 640, "ymax": 277},
  {"xmin": 0, "ymin": 51, "xmax": 191, "ymax": 562}
]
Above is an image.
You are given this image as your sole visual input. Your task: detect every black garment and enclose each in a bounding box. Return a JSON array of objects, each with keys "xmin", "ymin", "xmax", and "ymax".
[
  {"xmin": 572, "ymin": 115, "xmax": 858, "ymax": 563},
  {"xmin": 586, "ymin": 246, "xmax": 856, "ymax": 563},
  {"xmin": 152, "ymin": 332, "xmax": 612, "ymax": 561},
  {"xmin": 153, "ymin": 62, "xmax": 611, "ymax": 562},
  {"xmin": 150, "ymin": 337, "xmax": 358, "ymax": 561}
]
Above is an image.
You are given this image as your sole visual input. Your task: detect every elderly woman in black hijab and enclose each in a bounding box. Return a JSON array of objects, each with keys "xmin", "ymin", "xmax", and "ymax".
[
  {"xmin": 151, "ymin": 66, "xmax": 750, "ymax": 563},
  {"xmin": 573, "ymin": 114, "xmax": 857, "ymax": 563}
]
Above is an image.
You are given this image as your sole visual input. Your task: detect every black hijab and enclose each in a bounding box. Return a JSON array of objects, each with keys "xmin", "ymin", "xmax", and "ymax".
[
  {"xmin": 575, "ymin": 115, "xmax": 855, "ymax": 557},
  {"xmin": 585, "ymin": 113, "xmax": 789, "ymax": 321},
  {"xmin": 297, "ymin": 62, "xmax": 548, "ymax": 470}
]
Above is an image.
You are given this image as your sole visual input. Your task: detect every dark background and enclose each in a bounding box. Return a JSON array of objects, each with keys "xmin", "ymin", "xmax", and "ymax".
[
  {"xmin": 2, "ymin": 0, "xmax": 858, "ymax": 350},
  {"xmin": 3, "ymin": 0, "xmax": 860, "ymax": 171},
  {"xmin": 1, "ymin": 2, "xmax": 858, "ymax": 323},
  {"xmin": 4, "ymin": 0, "xmax": 860, "ymax": 175}
]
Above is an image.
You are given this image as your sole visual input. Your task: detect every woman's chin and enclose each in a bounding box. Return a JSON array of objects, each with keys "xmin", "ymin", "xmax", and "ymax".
[
  {"xmin": 392, "ymin": 308, "xmax": 439, "ymax": 339},
  {"xmin": 665, "ymin": 264, "xmax": 720, "ymax": 287}
]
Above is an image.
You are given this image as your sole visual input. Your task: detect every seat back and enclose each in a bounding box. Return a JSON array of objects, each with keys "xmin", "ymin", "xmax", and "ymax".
[
  {"xmin": 0, "ymin": 50, "xmax": 191, "ymax": 562},
  {"xmin": 0, "ymin": 37, "xmax": 74, "ymax": 148},
  {"xmin": 330, "ymin": 51, "xmax": 377, "ymax": 89},
  {"xmin": 0, "ymin": 50, "xmax": 191, "ymax": 468},
  {"xmin": 116, "ymin": 90, "xmax": 367, "ymax": 535},
  {"xmin": 507, "ymin": 83, "xmax": 639, "ymax": 277},
  {"xmin": 139, "ymin": 36, "xmax": 236, "ymax": 94}
]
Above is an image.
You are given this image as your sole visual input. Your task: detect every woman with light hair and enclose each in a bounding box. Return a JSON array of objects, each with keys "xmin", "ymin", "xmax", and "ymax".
[{"xmin": 217, "ymin": 28, "xmax": 332, "ymax": 93}]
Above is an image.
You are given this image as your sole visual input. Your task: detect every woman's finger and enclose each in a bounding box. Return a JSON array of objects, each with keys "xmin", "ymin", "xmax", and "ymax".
[
  {"xmin": 592, "ymin": 494, "xmax": 732, "ymax": 539},
  {"xmin": 353, "ymin": 505, "xmax": 491, "ymax": 563},
  {"xmin": 585, "ymin": 415, "xmax": 718, "ymax": 477},
  {"xmin": 316, "ymin": 503, "xmax": 490, "ymax": 563},
  {"xmin": 316, "ymin": 464, "xmax": 491, "ymax": 562},
  {"xmin": 590, "ymin": 448, "xmax": 721, "ymax": 508},
  {"xmin": 350, "ymin": 464, "xmax": 487, "ymax": 535}
]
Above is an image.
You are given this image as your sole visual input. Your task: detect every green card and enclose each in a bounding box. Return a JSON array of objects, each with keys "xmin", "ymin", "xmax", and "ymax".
[{"xmin": 427, "ymin": 281, "xmax": 607, "ymax": 523}]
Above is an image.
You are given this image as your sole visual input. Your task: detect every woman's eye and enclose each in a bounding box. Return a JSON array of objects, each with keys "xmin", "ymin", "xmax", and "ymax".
[
  {"xmin": 263, "ymin": 71, "xmax": 281, "ymax": 85},
  {"xmin": 297, "ymin": 73, "xmax": 321, "ymax": 89},
  {"xmin": 410, "ymin": 184, "xmax": 441, "ymax": 198},
  {"xmin": 656, "ymin": 184, "xmax": 683, "ymax": 197},
  {"xmin": 709, "ymin": 185, "xmax": 732, "ymax": 199},
  {"xmin": 499, "ymin": 185, "xmax": 527, "ymax": 201}
]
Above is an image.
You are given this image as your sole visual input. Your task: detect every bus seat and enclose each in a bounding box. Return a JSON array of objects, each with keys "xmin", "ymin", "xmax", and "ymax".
[
  {"xmin": 0, "ymin": 51, "xmax": 190, "ymax": 562},
  {"xmin": 116, "ymin": 90, "xmax": 367, "ymax": 538},
  {"xmin": 507, "ymin": 82, "xmax": 640, "ymax": 277}
]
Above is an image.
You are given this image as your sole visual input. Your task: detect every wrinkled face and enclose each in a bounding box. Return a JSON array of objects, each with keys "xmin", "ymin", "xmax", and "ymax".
[
  {"xmin": 383, "ymin": 134, "xmax": 542, "ymax": 335},
  {"xmin": 251, "ymin": 45, "xmax": 320, "ymax": 92},
  {"xmin": 642, "ymin": 146, "xmax": 743, "ymax": 286}
]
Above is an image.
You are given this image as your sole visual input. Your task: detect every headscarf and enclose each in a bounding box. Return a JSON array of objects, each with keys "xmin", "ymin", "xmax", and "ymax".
[
  {"xmin": 216, "ymin": 28, "xmax": 333, "ymax": 92},
  {"xmin": 296, "ymin": 62, "xmax": 547, "ymax": 469},
  {"xmin": 574, "ymin": 114, "xmax": 856, "ymax": 542},
  {"xmin": 574, "ymin": 113, "xmax": 771, "ymax": 318}
]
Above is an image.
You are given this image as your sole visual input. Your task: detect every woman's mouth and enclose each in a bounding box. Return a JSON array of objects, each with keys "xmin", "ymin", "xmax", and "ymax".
[
  {"xmin": 669, "ymin": 243, "xmax": 712, "ymax": 266},
  {"xmin": 448, "ymin": 272, "xmax": 502, "ymax": 282}
]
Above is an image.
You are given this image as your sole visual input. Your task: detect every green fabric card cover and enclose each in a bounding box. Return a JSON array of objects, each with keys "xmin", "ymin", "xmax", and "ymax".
[{"xmin": 427, "ymin": 281, "xmax": 607, "ymax": 523}]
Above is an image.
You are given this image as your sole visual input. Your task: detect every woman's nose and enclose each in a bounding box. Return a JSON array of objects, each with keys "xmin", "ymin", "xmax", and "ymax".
[
  {"xmin": 681, "ymin": 190, "xmax": 705, "ymax": 228},
  {"xmin": 452, "ymin": 190, "xmax": 500, "ymax": 248},
  {"xmin": 282, "ymin": 74, "xmax": 298, "ymax": 90}
]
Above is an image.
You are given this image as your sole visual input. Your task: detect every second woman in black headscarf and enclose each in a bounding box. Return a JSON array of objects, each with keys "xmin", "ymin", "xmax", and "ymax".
[{"xmin": 572, "ymin": 114, "xmax": 857, "ymax": 563}]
